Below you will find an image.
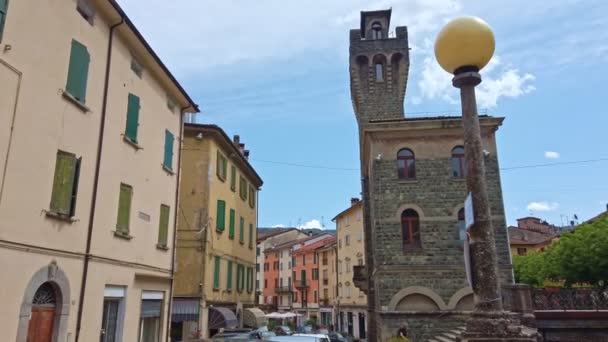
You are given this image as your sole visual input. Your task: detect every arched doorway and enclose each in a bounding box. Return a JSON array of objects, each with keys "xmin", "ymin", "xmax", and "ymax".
[{"xmin": 27, "ymin": 282, "xmax": 58, "ymax": 342}]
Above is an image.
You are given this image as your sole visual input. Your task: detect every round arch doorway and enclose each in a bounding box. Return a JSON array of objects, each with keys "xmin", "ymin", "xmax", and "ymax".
[{"xmin": 27, "ymin": 282, "xmax": 58, "ymax": 342}]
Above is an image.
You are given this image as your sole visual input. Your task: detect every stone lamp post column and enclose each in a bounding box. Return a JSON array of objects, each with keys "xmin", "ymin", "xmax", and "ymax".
[{"xmin": 434, "ymin": 17, "xmax": 536, "ymax": 341}]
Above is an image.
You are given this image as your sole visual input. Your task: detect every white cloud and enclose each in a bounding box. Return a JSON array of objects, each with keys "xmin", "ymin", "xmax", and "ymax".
[
  {"xmin": 544, "ymin": 151, "xmax": 560, "ymax": 159},
  {"xmin": 297, "ymin": 219, "xmax": 327, "ymax": 230},
  {"xmin": 527, "ymin": 201, "xmax": 560, "ymax": 212},
  {"xmin": 271, "ymin": 224, "xmax": 286, "ymax": 228}
]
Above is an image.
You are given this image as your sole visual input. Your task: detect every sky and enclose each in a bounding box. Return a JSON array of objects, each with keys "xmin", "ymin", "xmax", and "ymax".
[{"xmin": 118, "ymin": 0, "xmax": 607, "ymax": 229}]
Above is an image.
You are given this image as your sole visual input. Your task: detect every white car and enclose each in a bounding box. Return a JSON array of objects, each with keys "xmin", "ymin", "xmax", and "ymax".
[{"xmin": 268, "ymin": 333, "xmax": 330, "ymax": 342}]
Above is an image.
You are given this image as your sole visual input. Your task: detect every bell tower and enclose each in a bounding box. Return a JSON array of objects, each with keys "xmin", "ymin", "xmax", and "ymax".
[{"xmin": 349, "ymin": 9, "xmax": 410, "ymax": 124}]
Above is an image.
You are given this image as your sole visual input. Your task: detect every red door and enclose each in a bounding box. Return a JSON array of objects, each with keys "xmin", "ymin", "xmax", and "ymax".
[{"xmin": 27, "ymin": 306, "xmax": 55, "ymax": 342}]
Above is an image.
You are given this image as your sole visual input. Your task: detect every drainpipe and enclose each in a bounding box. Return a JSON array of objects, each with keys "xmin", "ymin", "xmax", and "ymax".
[
  {"xmin": 166, "ymin": 106, "xmax": 187, "ymax": 342},
  {"xmin": 74, "ymin": 17, "xmax": 124, "ymax": 342}
]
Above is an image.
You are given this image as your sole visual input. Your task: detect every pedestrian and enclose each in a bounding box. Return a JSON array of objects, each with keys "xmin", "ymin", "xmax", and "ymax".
[{"xmin": 397, "ymin": 325, "xmax": 411, "ymax": 342}]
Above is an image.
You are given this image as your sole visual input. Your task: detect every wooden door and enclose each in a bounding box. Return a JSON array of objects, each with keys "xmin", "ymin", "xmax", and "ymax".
[{"xmin": 27, "ymin": 306, "xmax": 56, "ymax": 342}]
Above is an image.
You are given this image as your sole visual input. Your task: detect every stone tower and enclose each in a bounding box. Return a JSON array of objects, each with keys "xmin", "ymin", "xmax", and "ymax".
[
  {"xmin": 350, "ymin": 9, "xmax": 515, "ymax": 342},
  {"xmin": 349, "ymin": 9, "xmax": 409, "ymax": 124}
]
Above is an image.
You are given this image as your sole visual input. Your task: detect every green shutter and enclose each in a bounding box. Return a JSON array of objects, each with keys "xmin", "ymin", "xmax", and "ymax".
[
  {"xmin": 0, "ymin": 0, "xmax": 8, "ymax": 43},
  {"xmin": 65, "ymin": 39, "xmax": 90, "ymax": 103},
  {"xmin": 69, "ymin": 157, "xmax": 81, "ymax": 217},
  {"xmin": 301, "ymin": 270, "xmax": 306, "ymax": 287},
  {"xmin": 163, "ymin": 130, "xmax": 174, "ymax": 170},
  {"xmin": 50, "ymin": 151, "xmax": 78, "ymax": 216},
  {"xmin": 239, "ymin": 217, "xmax": 244, "ymax": 243},
  {"xmin": 216, "ymin": 200, "xmax": 225, "ymax": 231},
  {"xmin": 213, "ymin": 256, "xmax": 221, "ymax": 289},
  {"xmin": 229, "ymin": 209, "xmax": 235, "ymax": 239},
  {"xmin": 239, "ymin": 176, "xmax": 247, "ymax": 200},
  {"xmin": 249, "ymin": 185, "xmax": 255, "ymax": 208},
  {"xmin": 216, "ymin": 151, "xmax": 227, "ymax": 181},
  {"xmin": 246, "ymin": 267, "xmax": 252, "ymax": 292},
  {"xmin": 158, "ymin": 205, "xmax": 170, "ymax": 246},
  {"xmin": 227, "ymin": 260, "xmax": 233, "ymax": 290},
  {"xmin": 236, "ymin": 264, "xmax": 241, "ymax": 292},
  {"xmin": 230, "ymin": 165, "xmax": 236, "ymax": 191},
  {"xmin": 116, "ymin": 184, "xmax": 132, "ymax": 234},
  {"xmin": 248, "ymin": 223, "xmax": 253, "ymax": 248},
  {"xmin": 125, "ymin": 93, "xmax": 140, "ymax": 142}
]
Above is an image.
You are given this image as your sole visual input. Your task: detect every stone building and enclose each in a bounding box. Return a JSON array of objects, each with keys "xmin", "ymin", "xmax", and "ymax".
[
  {"xmin": 349, "ymin": 9, "xmax": 514, "ymax": 341},
  {"xmin": 173, "ymin": 124, "xmax": 264, "ymax": 339},
  {"xmin": 0, "ymin": 0, "xmax": 198, "ymax": 341},
  {"xmin": 333, "ymin": 199, "xmax": 368, "ymax": 340}
]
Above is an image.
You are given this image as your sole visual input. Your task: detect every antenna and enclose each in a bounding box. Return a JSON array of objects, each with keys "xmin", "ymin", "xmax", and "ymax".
[{"xmin": 321, "ymin": 216, "xmax": 325, "ymax": 229}]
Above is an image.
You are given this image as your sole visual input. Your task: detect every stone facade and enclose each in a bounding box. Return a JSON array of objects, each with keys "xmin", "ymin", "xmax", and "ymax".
[{"xmin": 349, "ymin": 9, "xmax": 514, "ymax": 342}]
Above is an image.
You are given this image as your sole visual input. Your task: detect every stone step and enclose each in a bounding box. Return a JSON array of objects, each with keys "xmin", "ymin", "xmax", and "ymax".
[
  {"xmin": 434, "ymin": 335, "xmax": 457, "ymax": 342},
  {"xmin": 441, "ymin": 332, "xmax": 458, "ymax": 340}
]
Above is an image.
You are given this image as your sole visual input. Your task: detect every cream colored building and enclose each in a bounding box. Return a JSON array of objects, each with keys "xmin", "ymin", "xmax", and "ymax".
[
  {"xmin": 334, "ymin": 199, "xmax": 368, "ymax": 340},
  {"xmin": 173, "ymin": 124, "xmax": 264, "ymax": 339},
  {"xmin": 317, "ymin": 240, "xmax": 338, "ymax": 329},
  {"xmin": 0, "ymin": 1, "xmax": 198, "ymax": 342}
]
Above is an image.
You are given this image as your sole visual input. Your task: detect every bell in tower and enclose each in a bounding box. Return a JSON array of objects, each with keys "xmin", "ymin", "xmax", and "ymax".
[{"xmin": 349, "ymin": 9, "xmax": 410, "ymax": 124}]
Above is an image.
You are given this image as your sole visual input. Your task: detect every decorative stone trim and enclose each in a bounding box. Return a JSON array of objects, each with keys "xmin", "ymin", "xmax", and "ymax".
[
  {"xmin": 387, "ymin": 286, "xmax": 448, "ymax": 311},
  {"xmin": 447, "ymin": 287, "xmax": 474, "ymax": 310}
]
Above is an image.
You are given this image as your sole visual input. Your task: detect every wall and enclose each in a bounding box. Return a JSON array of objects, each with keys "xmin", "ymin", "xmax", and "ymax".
[{"xmin": 336, "ymin": 203, "xmax": 367, "ymax": 308}]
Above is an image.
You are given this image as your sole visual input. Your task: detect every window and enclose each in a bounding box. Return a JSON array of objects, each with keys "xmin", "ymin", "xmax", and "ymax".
[
  {"xmin": 163, "ymin": 130, "xmax": 174, "ymax": 171},
  {"xmin": 345, "ymin": 260, "xmax": 351, "ymax": 273},
  {"xmin": 293, "ymin": 292, "xmax": 298, "ymax": 302},
  {"xmin": 302, "ymin": 255, "xmax": 306, "ymax": 265},
  {"xmin": 264, "ymin": 279, "xmax": 267, "ymax": 289},
  {"xmin": 216, "ymin": 200, "xmax": 226, "ymax": 232},
  {"xmin": 338, "ymin": 239, "xmax": 342, "ymax": 248},
  {"xmin": 457, "ymin": 208, "xmax": 466, "ymax": 244},
  {"xmin": 216, "ymin": 151, "xmax": 227, "ymax": 181},
  {"xmin": 256, "ymin": 263, "xmax": 260, "ymax": 272},
  {"xmin": 375, "ymin": 63, "xmax": 384, "ymax": 81},
  {"xmin": 166, "ymin": 96, "xmax": 177, "ymax": 113},
  {"xmin": 288, "ymin": 276, "xmax": 292, "ymax": 289},
  {"xmin": 124, "ymin": 93, "xmax": 140, "ymax": 143},
  {"xmin": 280, "ymin": 262, "xmax": 283, "ymax": 271},
  {"xmin": 345, "ymin": 235, "xmax": 351, "ymax": 246},
  {"xmin": 274, "ymin": 278, "xmax": 278, "ymax": 288},
  {"xmin": 65, "ymin": 40, "xmax": 90, "ymax": 104},
  {"xmin": 227, "ymin": 260, "xmax": 233, "ymax": 291},
  {"xmin": 292, "ymin": 255, "xmax": 296, "ymax": 267},
  {"xmin": 116, "ymin": 183, "xmax": 133, "ymax": 236},
  {"xmin": 76, "ymin": 0, "xmax": 95, "ymax": 24},
  {"xmin": 452, "ymin": 146, "xmax": 466, "ymax": 178},
  {"xmin": 230, "ymin": 165, "xmax": 236, "ymax": 191},
  {"xmin": 49, "ymin": 150, "xmax": 81, "ymax": 218},
  {"xmin": 301, "ymin": 269, "xmax": 307, "ymax": 287},
  {"xmin": 102, "ymin": 287, "xmax": 125, "ymax": 342},
  {"xmin": 346, "ymin": 286, "xmax": 351, "ymax": 298},
  {"xmin": 357, "ymin": 231, "xmax": 363, "ymax": 241},
  {"xmin": 357, "ymin": 210, "xmax": 362, "ymax": 221},
  {"xmin": 229, "ymin": 209, "xmax": 235, "ymax": 239},
  {"xmin": 314, "ymin": 290, "xmax": 318, "ymax": 303},
  {"xmin": 237, "ymin": 264, "xmax": 245, "ymax": 292},
  {"xmin": 249, "ymin": 185, "xmax": 256, "ymax": 208},
  {"xmin": 213, "ymin": 256, "xmax": 221, "ymax": 289},
  {"xmin": 402, "ymin": 209, "xmax": 421, "ymax": 249},
  {"xmin": 345, "ymin": 216, "xmax": 350, "ymax": 225},
  {"xmin": 157, "ymin": 205, "xmax": 170, "ymax": 248},
  {"xmin": 256, "ymin": 247, "xmax": 260, "ymax": 256},
  {"xmin": 248, "ymin": 223, "xmax": 254, "ymax": 248},
  {"xmin": 338, "ymin": 261, "xmax": 342, "ymax": 274},
  {"xmin": 517, "ymin": 248, "xmax": 527, "ymax": 256},
  {"xmin": 313, "ymin": 253, "xmax": 318, "ymax": 264},
  {"xmin": 239, "ymin": 216, "xmax": 245, "ymax": 244},
  {"xmin": 358, "ymin": 258, "xmax": 364, "ymax": 266},
  {"xmin": 247, "ymin": 267, "xmax": 253, "ymax": 293},
  {"xmin": 312, "ymin": 268, "xmax": 319, "ymax": 280},
  {"xmin": 139, "ymin": 292, "xmax": 163, "ymax": 342},
  {"xmin": 239, "ymin": 176, "xmax": 247, "ymax": 200},
  {"xmin": 256, "ymin": 280, "xmax": 260, "ymax": 290},
  {"xmin": 131, "ymin": 57, "xmax": 144, "ymax": 78},
  {"xmin": 397, "ymin": 148, "xmax": 415, "ymax": 179},
  {"xmin": 371, "ymin": 22, "xmax": 382, "ymax": 39},
  {"xmin": 288, "ymin": 261, "xmax": 291, "ymax": 269}
]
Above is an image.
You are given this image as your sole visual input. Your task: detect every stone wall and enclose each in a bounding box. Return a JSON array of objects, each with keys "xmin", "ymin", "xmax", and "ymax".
[{"xmin": 379, "ymin": 312, "xmax": 469, "ymax": 342}]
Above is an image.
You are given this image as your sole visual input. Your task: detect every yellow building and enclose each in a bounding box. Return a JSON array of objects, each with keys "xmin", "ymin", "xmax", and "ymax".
[
  {"xmin": 333, "ymin": 199, "xmax": 368, "ymax": 339},
  {"xmin": 0, "ymin": 1, "xmax": 198, "ymax": 341},
  {"xmin": 317, "ymin": 240, "xmax": 338, "ymax": 329},
  {"xmin": 174, "ymin": 123, "xmax": 264, "ymax": 339}
]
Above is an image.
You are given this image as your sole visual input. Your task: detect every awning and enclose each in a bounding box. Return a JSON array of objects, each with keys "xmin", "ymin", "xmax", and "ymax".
[
  {"xmin": 172, "ymin": 299, "xmax": 199, "ymax": 323},
  {"xmin": 209, "ymin": 307, "xmax": 238, "ymax": 330},
  {"xmin": 243, "ymin": 308, "xmax": 267, "ymax": 328}
]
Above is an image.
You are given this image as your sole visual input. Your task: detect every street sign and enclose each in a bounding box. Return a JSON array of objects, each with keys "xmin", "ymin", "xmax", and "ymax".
[
  {"xmin": 464, "ymin": 192, "xmax": 475, "ymax": 288},
  {"xmin": 465, "ymin": 192, "xmax": 474, "ymax": 229}
]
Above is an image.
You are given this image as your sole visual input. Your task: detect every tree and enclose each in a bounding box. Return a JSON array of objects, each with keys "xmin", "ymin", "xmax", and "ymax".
[{"xmin": 513, "ymin": 252, "xmax": 547, "ymax": 286}]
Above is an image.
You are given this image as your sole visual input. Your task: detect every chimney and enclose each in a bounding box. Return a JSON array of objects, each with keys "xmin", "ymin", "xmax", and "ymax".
[
  {"xmin": 239, "ymin": 143, "xmax": 245, "ymax": 155},
  {"xmin": 233, "ymin": 135, "xmax": 240, "ymax": 147},
  {"xmin": 244, "ymin": 150, "xmax": 250, "ymax": 160},
  {"xmin": 350, "ymin": 197, "xmax": 360, "ymax": 205}
]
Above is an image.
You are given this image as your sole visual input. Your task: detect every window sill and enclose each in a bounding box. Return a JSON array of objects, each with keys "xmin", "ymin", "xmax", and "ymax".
[
  {"xmin": 156, "ymin": 244, "xmax": 169, "ymax": 251},
  {"xmin": 113, "ymin": 230, "xmax": 133, "ymax": 240},
  {"xmin": 217, "ymin": 175, "xmax": 227, "ymax": 183},
  {"xmin": 162, "ymin": 165, "xmax": 175, "ymax": 175},
  {"xmin": 239, "ymin": 241, "xmax": 244, "ymax": 245},
  {"xmin": 62, "ymin": 91, "xmax": 91, "ymax": 113},
  {"xmin": 123, "ymin": 135, "xmax": 143, "ymax": 150},
  {"xmin": 213, "ymin": 288, "xmax": 220, "ymax": 292},
  {"xmin": 45, "ymin": 210, "xmax": 77, "ymax": 223}
]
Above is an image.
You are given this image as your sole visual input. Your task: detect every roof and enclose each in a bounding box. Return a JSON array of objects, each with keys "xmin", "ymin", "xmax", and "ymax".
[
  {"xmin": 293, "ymin": 236, "xmax": 337, "ymax": 254},
  {"xmin": 332, "ymin": 201, "xmax": 363, "ymax": 221},
  {"xmin": 257, "ymin": 228, "xmax": 297, "ymax": 243},
  {"xmin": 107, "ymin": 0, "xmax": 198, "ymax": 112},
  {"xmin": 360, "ymin": 9, "xmax": 392, "ymax": 33},
  {"xmin": 517, "ymin": 216, "xmax": 542, "ymax": 221},
  {"xmin": 264, "ymin": 236, "xmax": 316, "ymax": 253},
  {"xmin": 369, "ymin": 115, "xmax": 490, "ymax": 124},
  {"xmin": 184, "ymin": 123, "xmax": 263, "ymax": 187},
  {"xmin": 508, "ymin": 227, "xmax": 557, "ymax": 246}
]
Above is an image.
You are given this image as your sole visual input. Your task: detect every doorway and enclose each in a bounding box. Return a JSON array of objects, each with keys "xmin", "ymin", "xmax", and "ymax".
[
  {"xmin": 100, "ymin": 298, "xmax": 121, "ymax": 342},
  {"xmin": 27, "ymin": 282, "xmax": 57, "ymax": 342},
  {"xmin": 358, "ymin": 313, "xmax": 366, "ymax": 339}
]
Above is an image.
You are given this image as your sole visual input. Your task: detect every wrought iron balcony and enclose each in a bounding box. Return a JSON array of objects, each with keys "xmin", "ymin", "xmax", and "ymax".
[
  {"xmin": 295, "ymin": 281, "xmax": 309, "ymax": 289},
  {"xmin": 275, "ymin": 286, "xmax": 293, "ymax": 294}
]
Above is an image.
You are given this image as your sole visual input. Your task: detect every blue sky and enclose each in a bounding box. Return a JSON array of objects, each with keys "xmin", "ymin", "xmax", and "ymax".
[{"xmin": 119, "ymin": 0, "xmax": 607, "ymax": 229}]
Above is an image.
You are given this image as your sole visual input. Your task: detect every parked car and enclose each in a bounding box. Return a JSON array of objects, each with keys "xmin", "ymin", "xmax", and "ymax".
[
  {"xmin": 251, "ymin": 330, "xmax": 277, "ymax": 340},
  {"xmin": 211, "ymin": 328, "xmax": 253, "ymax": 342},
  {"xmin": 293, "ymin": 333, "xmax": 331, "ymax": 342},
  {"xmin": 327, "ymin": 332, "xmax": 350, "ymax": 342},
  {"xmin": 274, "ymin": 326, "xmax": 294, "ymax": 336},
  {"xmin": 268, "ymin": 334, "xmax": 330, "ymax": 342}
]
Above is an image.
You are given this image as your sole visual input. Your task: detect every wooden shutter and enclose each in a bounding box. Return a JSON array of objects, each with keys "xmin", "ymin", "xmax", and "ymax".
[
  {"xmin": 239, "ymin": 176, "xmax": 247, "ymax": 200},
  {"xmin": 236, "ymin": 264, "xmax": 241, "ymax": 292},
  {"xmin": 249, "ymin": 185, "xmax": 255, "ymax": 208},
  {"xmin": 0, "ymin": 0, "xmax": 8, "ymax": 43},
  {"xmin": 248, "ymin": 223, "xmax": 253, "ymax": 248},
  {"xmin": 69, "ymin": 157, "xmax": 81, "ymax": 217},
  {"xmin": 246, "ymin": 267, "xmax": 252, "ymax": 292},
  {"xmin": 213, "ymin": 256, "xmax": 220, "ymax": 289},
  {"xmin": 50, "ymin": 151, "xmax": 78, "ymax": 216},
  {"xmin": 228, "ymin": 209, "xmax": 235, "ymax": 239},
  {"xmin": 125, "ymin": 94, "xmax": 140, "ymax": 142},
  {"xmin": 158, "ymin": 205, "xmax": 170, "ymax": 246},
  {"xmin": 163, "ymin": 130, "xmax": 174, "ymax": 170},
  {"xmin": 230, "ymin": 165, "xmax": 236, "ymax": 191},
  {"xmin": 216, "ymin": 200, "xmax": 225, "ymax": 231},
  {"xmin": 116, "ymin": 184, "xmax": 132, "ymax": 234},
  {"xmin": 65, "ymin": 40, "xmax": 90, "ymax": 103},
  {"xmin": 227, "ymin": 260, "xmax": 233, "ymax": 290},
  {"xmin": 301, "ymin": 270, "xmax": 306, "ymax": 287},
  {"xmin": 239, "ymin": 216, "xmax": 244, "ymax": 243}
]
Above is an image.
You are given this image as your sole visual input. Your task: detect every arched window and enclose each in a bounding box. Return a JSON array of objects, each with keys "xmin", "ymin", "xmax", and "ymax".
[
  {"xmin": 401, "ymin": 209, "xmax": 420, "ymax": 249},
  {"xmin": 371, "ymin": 22, "xmax": 382, "ymax": 39},
  {"xmin": 397, "ymin": 148, "xmax": 415, "ymax": 179},
  {"xmin": 375, "ymin": 63, "xmax": 384, "ymax": 81},
  {"xmin": 457, "ymin": 208, "xmax": 466, "ymax": 244},
  {"xmin": 451, "ymin": 146, "xmax": 466, "ymax": 178}
]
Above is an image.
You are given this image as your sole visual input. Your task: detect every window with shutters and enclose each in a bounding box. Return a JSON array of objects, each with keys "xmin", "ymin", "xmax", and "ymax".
[
  {"xmin": 157, "ymin": 205, "xmax": 170, "ymax": 248},
  {"xmin": 65, "ymin": 39, "xmax": 90, "ymax": 104},
  {"xmin": 230, "ymin": 165, "xmax": 236, "ymax": 191},
  {"xmin": 248, "ymin": 185, "xmax": 255, "ymax": 208},
  {"xmin": 239, "ymin": 176, "xmax": 247, "ymax": 201},
  {"xmin": 213, "ymin": 256, "xmax": 221, "ymax": 290},
  {"xmin": 300, "ymin": 269, "xmax": 307, "ymax": 287},
  {"xmin": 247, "ymin": 267, "xmax": 253, "ymax": 293},
  {"xmin": 312, "ymin": 268, "xmax": 319, "ymax": 280},
  {"xmin": 237, "ymin": 264, "xmax": 245, "ymax": 292},
  {"xmin": 216, "ymin": 200, "xmax": 226, "ymax": 232},
  {"xmin": 248, "ymin": 223, "xmax": 253, "ymax": 248},
  {"xmin": 163, "ymin": 130, "xmax": 174, "ymax": 172},
  {"xmin": 228, "ymin": 208, "xmax": 235, "ymax": 239},
  {"xmin": 226, "ymin": 260, "xmax": 233, "ymax": 291},
  {"xmin": 76, "ymin": 0, "xmax": 95, "ymax": 24},
  {"xmin": 116, "ymin": 183, "xmax": 133, "ymax": 237},
  {"xmin": 48, "ymin": 150, "xmax": 81, "ymax": 219},
  {"xmin": 216, "ymin": 151, "xmax": 227, "ymax": 181},
  {"xmin": 239, "ymin": 216, "xmax": 245, "ymax": 244},
  {"xmin": 124, "ymin": 93, "xmax": 140, "ymax": 144}
]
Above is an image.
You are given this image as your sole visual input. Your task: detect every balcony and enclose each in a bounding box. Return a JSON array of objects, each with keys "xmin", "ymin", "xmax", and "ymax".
[
  {"xmin": 295, "ymin": 281, "xmax": 308, "ymax": 289},
  {"xmin": 275, "ymin": 286, "xmax": 292, "ymax": 294},
  {"xmin": 353, "ymin": 265, "xmax": 368, "ymax": 294}
]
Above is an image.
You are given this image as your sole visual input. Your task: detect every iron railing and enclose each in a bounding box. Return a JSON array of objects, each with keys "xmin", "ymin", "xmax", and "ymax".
[{"xmin": 532, "ymin": 288, "xmax": 608, "ymax": 311}]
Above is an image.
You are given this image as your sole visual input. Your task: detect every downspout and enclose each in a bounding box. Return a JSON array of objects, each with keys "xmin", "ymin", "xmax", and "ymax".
[
  {"xmin": 75, "ymin": 17, "xmax": 124, "ymax": 342},
  {"xmin": 166, "ymin": 106, "xmax": 188, "ymax": 342}
]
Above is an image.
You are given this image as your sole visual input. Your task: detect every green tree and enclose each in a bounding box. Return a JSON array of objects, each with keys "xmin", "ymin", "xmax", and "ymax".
[{"xmin": 513, "ymin": 252, "xmax": 547, "ymax": 286}]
